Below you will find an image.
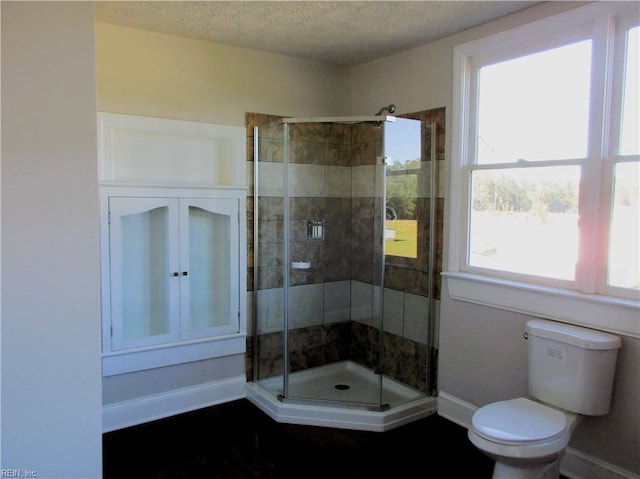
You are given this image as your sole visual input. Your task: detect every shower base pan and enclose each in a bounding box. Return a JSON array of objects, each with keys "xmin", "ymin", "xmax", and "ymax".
[{"xmin": 245, "ymin": 360, "xmax": 437, "ymax": 432}]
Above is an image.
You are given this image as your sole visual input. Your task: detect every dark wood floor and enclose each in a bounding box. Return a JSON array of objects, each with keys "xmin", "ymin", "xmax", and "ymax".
[{"xmin": 103, "ymin": 398, "xmax": 500, "ymax": 478}]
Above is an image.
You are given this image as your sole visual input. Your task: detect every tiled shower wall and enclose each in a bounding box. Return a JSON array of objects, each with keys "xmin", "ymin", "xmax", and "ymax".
[{"xmin": 245, "ymin": 108, "xmax": 445, "ymax": 393}]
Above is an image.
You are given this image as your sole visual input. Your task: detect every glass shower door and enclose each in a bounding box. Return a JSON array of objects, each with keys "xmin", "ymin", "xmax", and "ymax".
[{"xmin": 283, "ymin": 119, "xmax": 387, "ymax": 409}]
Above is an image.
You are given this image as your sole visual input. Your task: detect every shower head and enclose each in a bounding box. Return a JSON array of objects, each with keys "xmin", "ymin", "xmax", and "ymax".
[{"xmin": 375, "ymin": 104, "xmax": 396, "ymax": 116}]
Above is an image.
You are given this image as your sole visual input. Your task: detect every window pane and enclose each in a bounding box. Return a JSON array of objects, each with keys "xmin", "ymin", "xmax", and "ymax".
[
  {"xmin": 620, "ymin": 26, "xmax": 639, "ymax": 156},
  {"xmin": 469, "ymin": 166, "xmax": 580, "ymax": 280},
  {"xmin": 608, "ymin": 162, "xmax": 640, "ymax": 289},
  {"xmin": 477, "ymin": 41, "xmax": 592, "ymax": 164}
]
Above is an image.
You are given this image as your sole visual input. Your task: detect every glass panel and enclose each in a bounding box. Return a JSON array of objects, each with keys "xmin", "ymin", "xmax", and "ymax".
[
  {"xmin": 385, "ymin": 118, "xmax": 422, "ymax": 258},
  {"xmin": 469, "ymin": 166, "xmax": 580, "ymax": 280},
  {"xmin": 477, "ymin": 40, "xmax": 592, "ymax": 164},
  {"xmin": 286, "ymin": 119, "xmax": 387, "ymax": 407},
  {"xmin": 252, "ymin": 119, "xmax": 387, "ymax": 409},
  {"xmin": 189, "ymin": 206, "xmax": 230, "ymax": 330},
  {"xmin": 121, "ymin": 206, "xmax": 170, "ymax": 340},
  {"xmin": 253, "ymin": 120, "xmax": 286, "ymax": 389},
  {"xmin": 608, "ymin": 162, "xmax": 640, "ymax": 289},
  {"xmin": 620, "ymin": 26, "xmax": 639, "ymax": 156}
]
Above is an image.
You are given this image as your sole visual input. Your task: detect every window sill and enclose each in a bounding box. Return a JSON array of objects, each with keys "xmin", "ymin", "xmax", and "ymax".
[
  {"xmin": 102, "ymin": 333, "xmax": 247, "ymax": 376},
  {"xmin": 441, "ymin": 272, "xmax": 639, "ymax": 338}
]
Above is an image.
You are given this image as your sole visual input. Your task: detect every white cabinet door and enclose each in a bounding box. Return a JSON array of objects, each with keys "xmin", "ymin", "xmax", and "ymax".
[
  {"xmin": 108, "ymin": 196, "xmax": 240, "ymax": 351},
  {"xmin": 108, "ymin": 197, "xmax": 181, "ymax": 350},
  {"xmin": 179, "ymin": 198, "xmax": 240, "ymax": 340}
]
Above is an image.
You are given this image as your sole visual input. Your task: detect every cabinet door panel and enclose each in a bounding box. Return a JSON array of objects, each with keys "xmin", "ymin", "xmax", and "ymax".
[
  {"xmin": 109, "ymin": 197, "xmax": 180, "ymax": 349},
  {"xmin": 180, "ymin": 198, "xmax": 240, "ymax": 339}
]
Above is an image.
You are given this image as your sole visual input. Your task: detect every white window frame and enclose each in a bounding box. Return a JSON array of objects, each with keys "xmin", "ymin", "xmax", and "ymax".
[{"xmin": 446, "ymin": 2, "xmax": 640, "ymax": 338}]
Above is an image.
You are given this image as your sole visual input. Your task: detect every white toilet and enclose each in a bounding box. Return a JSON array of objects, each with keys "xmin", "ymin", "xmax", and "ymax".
[{"xmin": 468, "ymin": 319, "xmax": 621, "ymax": 479}]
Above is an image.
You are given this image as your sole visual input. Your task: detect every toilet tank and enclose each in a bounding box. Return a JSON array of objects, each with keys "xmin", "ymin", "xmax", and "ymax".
[{"xmin": 525, "ymin": 319, "xmax": 621, "ymax": 415}]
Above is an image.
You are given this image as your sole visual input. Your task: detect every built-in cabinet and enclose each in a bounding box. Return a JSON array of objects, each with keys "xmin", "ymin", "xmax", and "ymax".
[
  {"xmin": 108, "ymin": 195, "xmax": 240, "ymax": 350},
  {"xmin": 98, "ymin": 113, "xmax": 247, "ymax": 376}
]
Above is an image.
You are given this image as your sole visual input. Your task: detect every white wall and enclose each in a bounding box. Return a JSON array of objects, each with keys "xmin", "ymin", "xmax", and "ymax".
[
  {"xmin": 1, "ymin": 2, "xmax": 102, "ymax": 478},
  {"xmin": 351, "ymin": 2, "xmax": 639, "ymax": 476}
]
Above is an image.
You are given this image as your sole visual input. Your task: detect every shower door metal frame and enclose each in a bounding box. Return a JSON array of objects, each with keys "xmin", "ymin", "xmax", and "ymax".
[
  {"xmin": 425, "ymin": 121, "xmax": 438, "ymax": 396},
  {"xmin": 281, "ymin": 121, "xmax": 292, "ymax": 400}
]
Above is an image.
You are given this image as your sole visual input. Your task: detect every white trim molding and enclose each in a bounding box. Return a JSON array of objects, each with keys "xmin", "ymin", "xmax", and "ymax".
[
  {"xmin": 443, "ymin": 272, "xmax": 639, "ymax": 338},
  {"xmin": 102, "ymin": 375, "xmax": 246, "ymax": 433},
  {"xmin": 102, "ymin": 334, "xmax": 247, "ymax": 376}
]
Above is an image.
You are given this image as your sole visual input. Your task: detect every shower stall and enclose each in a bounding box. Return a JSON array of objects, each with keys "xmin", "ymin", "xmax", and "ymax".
[{"xmin": 246, "ymin": 112, "xmax": 438, "ymax": 431}]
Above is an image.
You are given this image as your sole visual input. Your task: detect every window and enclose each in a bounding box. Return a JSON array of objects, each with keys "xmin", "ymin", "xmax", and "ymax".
[
  {"xmin": 448, "ymin": 2, "xmax": 639, "ymax": 336},
  {"xmin": 469, "ymin": 40, "xmax": 590, "ymax": 284}
]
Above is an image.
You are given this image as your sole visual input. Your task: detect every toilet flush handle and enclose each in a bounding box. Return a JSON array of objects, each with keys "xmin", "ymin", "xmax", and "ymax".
[{"xmin": 523, "ymin": 332, "xmax": 529, "ymax": 340}]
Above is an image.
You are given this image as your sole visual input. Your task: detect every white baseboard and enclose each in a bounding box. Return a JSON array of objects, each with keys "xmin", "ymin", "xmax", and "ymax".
[
  {"xmin": 436, "ymin": 390, "xmax": 477, "ymax": 429},
  {"xmin": 560, "ymin": 448, "xmax": 640, "ymax": 479},
  {"xmin": 437, "ymin": 391, "xmax": 639, "ymax": 479},
  {"xmin": 102, "ymin": 375, "xmax": 246, "ymax": 433}
]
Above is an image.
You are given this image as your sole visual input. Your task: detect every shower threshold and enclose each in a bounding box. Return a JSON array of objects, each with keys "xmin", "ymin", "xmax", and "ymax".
[{"xmin": 245, "ymin": 360, "xmax": 437, "ymax": 432}]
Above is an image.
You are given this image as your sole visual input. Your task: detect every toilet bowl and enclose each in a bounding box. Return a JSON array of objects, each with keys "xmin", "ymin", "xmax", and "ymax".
[
  {"xmin": 467, "ymin": 320, "xmax": 621, "ymax": 479},
  {"xmin": 468, "ymin": 398, "xmax": 580, "ymax": 479}
]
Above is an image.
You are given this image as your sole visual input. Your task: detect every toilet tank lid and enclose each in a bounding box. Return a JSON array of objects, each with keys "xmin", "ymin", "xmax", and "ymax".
[{"xmin": 526, "ymin": 320, "xmax": 621, "ymax": 350}]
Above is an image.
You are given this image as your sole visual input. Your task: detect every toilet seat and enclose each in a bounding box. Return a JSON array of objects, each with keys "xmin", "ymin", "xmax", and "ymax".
[{"xmin": 472, "ymin": 398, "xmax": 566, "ymax": 446}]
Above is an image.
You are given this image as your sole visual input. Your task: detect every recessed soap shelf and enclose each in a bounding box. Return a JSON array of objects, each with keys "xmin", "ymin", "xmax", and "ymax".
[{"xmin": 291, "ymin": 261, "xmax": 311, "ymax": 269}]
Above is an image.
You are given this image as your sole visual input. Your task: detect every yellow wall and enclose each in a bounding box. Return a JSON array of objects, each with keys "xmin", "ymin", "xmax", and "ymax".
[{"xmin": 96, "ymin": 23, "xmax": 352, "ymax": 126}]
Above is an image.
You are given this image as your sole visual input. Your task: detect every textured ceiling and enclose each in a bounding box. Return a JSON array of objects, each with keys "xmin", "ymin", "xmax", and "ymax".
[{"xmin": 95, "ymin": 1, "xmax": 542, "ymax": 66}]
